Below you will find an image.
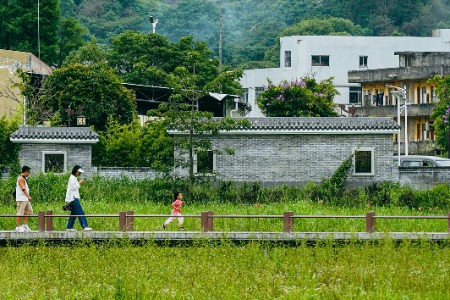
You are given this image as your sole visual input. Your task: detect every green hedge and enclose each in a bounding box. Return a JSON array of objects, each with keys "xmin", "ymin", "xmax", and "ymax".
[{"xmin": 1, "ymin": 174, "xmax": 450, "ymax": 210}]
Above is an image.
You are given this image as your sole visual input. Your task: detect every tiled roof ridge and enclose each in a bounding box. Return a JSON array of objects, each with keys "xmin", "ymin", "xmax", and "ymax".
[
  {"xmin": 213, "ymin": 117, "xmax": 399, "ymax": 131},
  {"xmin": 10, "ymin": 126, "xmax": 99, "ymax": 140}
]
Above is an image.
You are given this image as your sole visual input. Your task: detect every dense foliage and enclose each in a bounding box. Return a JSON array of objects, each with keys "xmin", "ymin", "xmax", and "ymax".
[
  {"xmin": 256, "ymin": 77, "xmax": 339, "ymax": 117},
  {"xmin": 93, "ymin": 118, "xmax": 174, "ymax": 171},
  {"xmin": 3, "ymin": 0, "xmax": 450, "ymax": 68},
  {"xmin": 150, "ymin": 65, "xmax": 251, "ymax": 191},
  {"xmin": 55, "ymin": 0, "xmax": 450, "ymax": 68},
  {"xmin": 0, "ymin": 0, "xmax": 87, "ymax": 67},
  {"xmin": 0, "ymin": 116, "xmax": 20, "ymax": 172},
  {"xmin": 42, "ymin": 63, "xmax": 137, "ymax": 131},
  {"xmin": 430, "ymin": 75, "xmax": 450, "ymax": 152},
  {"xmin": 1, "ymin": 173, "xmax": 450, "ymax": 211}
]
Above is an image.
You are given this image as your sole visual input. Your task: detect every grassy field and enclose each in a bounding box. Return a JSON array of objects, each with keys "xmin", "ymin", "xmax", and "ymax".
[
  {"xmin": 1, "ymin": 176, "xmax": 450, "ymax": 299},
  {"xmin": 0, "ymin": 239, "xmax": 449, "ymax": 299}
]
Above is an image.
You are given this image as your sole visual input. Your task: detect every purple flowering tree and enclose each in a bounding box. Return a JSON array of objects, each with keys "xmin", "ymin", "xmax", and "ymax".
[{"xmin": 256, "ymin": 76, "xmax": 339, "ymax": 117}]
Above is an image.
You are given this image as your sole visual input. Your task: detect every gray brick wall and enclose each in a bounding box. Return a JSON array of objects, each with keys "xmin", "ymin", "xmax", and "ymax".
[
  {"xmin": 176, "ymin": 133, "xmax": 396, "ymax": 186},
  {"xmin": 19, "ymin": 143, "xmax": 93, "ymax": 174},
  {"xmin": 398, "ymin": 168, "xmax": 450, "ymax": 189},
  {"xmin": 95, "ymin": 167, "xmax": 160, "ymax": 180}
]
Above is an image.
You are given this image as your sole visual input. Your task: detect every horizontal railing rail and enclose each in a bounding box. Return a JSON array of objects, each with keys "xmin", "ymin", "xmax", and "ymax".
[{"xmin": 0, "ymin": 211, "xmax": 449, "ymax": 233}]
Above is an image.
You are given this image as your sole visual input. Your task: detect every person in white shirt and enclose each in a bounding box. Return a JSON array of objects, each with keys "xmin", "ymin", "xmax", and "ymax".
[
  {"xmin": 65, "ymin": 165, "xmax": 92, "ymax": 231},
  {"xmin": 15, "ymin": 166, "xmax": 32, "ymax": 232}
]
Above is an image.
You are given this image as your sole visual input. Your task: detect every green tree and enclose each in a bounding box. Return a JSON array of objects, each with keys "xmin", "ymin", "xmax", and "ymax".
[
  {"xmin": 256, "ymin": 77, "xmax": 339, "ymax": 117},
  {"xmin": 281, "ymin": 17, "xmax": 370, "ymax": 36},
  {"xmin": 12, "ymin": 69, "xmax": 53, "ymax": 126},
  {"xmin": 43, "ymin": 63, "xmax": 137, "ymax": 131},
  {"xmin": 0, "ymin": 0, "xmax": 60, "ymax": 65},
  {"xmin": 108, "ymin": 32, "xmax": 220, "ymax": 88},
  {"xmin": 430, "ymin": 75, "xmax": 450, "ymax": 153},
  {"xmin": 151, "ymin": 65, "xmax": 250, "ymax": 193},
  {"xmin": 63, "ymin": 38, "xmax": 108, "ymax": 66},
  {"xmin": 56, "ymin": 17, "xmax": 88, "ymax": 67},
  {"xmin": 0, "ymin": 116, "xmax": 20, "ymax": 172},
  {"xmin": 93, "ymin": 118, "xmax": 174, "ymax": 171}
]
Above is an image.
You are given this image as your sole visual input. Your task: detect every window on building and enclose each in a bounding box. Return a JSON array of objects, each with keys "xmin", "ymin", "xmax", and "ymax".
[
  {"xmin": 43, "ymin": 152, "xmax": 66, "ymax": 173},
  {"xmin": 388, "ymin": 88, "xmax": 393, "ymax": 105},
  {"xmin": 375, "ymin": 93, "xmax": 384, "ymax": 106},
  {"xmin": 365, "ymin": 90, "xmax": 372, "ymax": 106},
  {"xmin": 405, "ymin": 56, "xmax": 412, "ymax": 67},
  {"xmin": 422, "ymin": 87, "xmax": 427, "ymax": 104},
  {"xmin": 431, "ymin": 86, "xmax": 438, "ymax": 102},
  {"xmin": 354, "ymin": 148, "xmax": 374, "ymax": 175},
  {"xmin": 195, "ymin": 150, "xmax": 214, "ymax": 174},
  {"xmin": 359, "ymin": 56, "xmax": 368, "ymax": 67},
  {"xmin": 255, "ymin": 87, "xmax": 264, "ymax": 100},
  {"xmin": 311, "ymin": 55, "xmax": 329, "ymax": 66},
  {"xmin": 284, "ymin": 51, "xmax": 291, "ymax": 67},
  {"xmin": 349, "ymin": 87, "xmax": 362, "ymax": 104},
  {"xmin": 240, "ymin": 88, "xmax": 249, "ymax": 104}
]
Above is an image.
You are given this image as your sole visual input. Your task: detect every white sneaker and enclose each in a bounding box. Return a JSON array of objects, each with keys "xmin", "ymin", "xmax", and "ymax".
[
  {"xmin": 82, "ymin": 227, "xmax": 93, "ymax": 231},
  {"xmin": 66, "ymin": 228, "xmax": 76, "ymax": 232},
  {"xmin": 22, "ymin": 224, "xmax": 32, "ymax": 232},
  {"xmin": 15, "ymin": 226, "xmax": 25, "ymax": 232}
]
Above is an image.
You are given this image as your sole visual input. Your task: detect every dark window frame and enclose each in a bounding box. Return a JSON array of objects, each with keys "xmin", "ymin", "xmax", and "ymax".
[
  {"xmin": 196, "ymin": 150, "xmax": 215, "ymax": 174},
  {"xmin": 353, "ymin": 148, "xmax": 374, "ymax": 175},
  {"xmin": 284, "ymin": 51, "xmax": 292, "ymax": 67},
  {"xmin": 43, "ymin": 152, "xmax": 66, "ymax": 174},
  {"xmin": 311, "ymin": 55, "xmax": 329, "ymax": 66}
]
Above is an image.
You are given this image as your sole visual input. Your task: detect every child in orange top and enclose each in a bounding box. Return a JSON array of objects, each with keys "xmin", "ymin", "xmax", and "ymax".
[{"xmin": 163, "ymin": 192, "xmax": 186, "ymax": 231}]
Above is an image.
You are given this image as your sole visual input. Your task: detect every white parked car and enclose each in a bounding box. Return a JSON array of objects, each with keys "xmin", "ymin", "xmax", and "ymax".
[{"xmin": 393, "ymin": 155, "xmax": 450, "ymax": 167}]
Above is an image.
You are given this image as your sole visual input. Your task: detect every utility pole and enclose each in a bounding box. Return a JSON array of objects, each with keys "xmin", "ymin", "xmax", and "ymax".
[
  {"xmin": 218, "ymin": 0, "xmax": 223, "ymax": 73},
  {"xmin": 37, "ymin": 0, "xmax": 41, "ymax": 59}
]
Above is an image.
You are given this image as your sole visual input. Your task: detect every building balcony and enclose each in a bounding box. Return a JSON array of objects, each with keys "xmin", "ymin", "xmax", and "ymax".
[{"xmin": 353, "ymin": 103, "xmax": 435, "ymax": 118}]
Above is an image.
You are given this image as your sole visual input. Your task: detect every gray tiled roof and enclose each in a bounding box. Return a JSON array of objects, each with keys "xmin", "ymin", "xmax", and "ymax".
[
  {"xmin": 217, "ymin": 117, "xmax": 400, "ymax": 131},
  {"xmin": 10, "ymin": 127, "xmax": 99, "ymax": 143}
]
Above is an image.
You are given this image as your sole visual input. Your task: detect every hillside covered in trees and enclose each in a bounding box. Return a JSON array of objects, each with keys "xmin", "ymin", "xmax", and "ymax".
[{"xmin": 2, "ymin": 0, "xmax": 450, "ymax": 68}]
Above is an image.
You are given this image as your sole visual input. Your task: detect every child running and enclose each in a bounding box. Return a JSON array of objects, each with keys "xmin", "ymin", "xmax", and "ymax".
[{"xmin": 162, "ymin": 191, "xmax": 186, "ymax": 231}]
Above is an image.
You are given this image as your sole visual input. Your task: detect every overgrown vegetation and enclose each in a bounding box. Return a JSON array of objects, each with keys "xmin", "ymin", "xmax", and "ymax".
[
  {"xmin": 0, "ymin": 240, "xmax": 448, "ymax": 299},
  {"xmin": 0, "ymin": 116, "xmax": 20, "ymax": 172},
  {"xmin": 1, "ymin": 172, "xmax": 450, "ymax": 211}
]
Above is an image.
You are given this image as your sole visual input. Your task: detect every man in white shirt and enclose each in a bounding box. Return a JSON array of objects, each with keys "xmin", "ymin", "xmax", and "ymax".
[{"xmin": 15, "ymin": 166, "xmax": 32, "ymax": 232}]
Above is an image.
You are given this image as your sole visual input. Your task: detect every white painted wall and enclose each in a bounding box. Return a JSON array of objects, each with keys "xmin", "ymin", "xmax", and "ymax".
[{"xmin": 241, "ymin": 29, "xmax": 450, "ymax": 117}]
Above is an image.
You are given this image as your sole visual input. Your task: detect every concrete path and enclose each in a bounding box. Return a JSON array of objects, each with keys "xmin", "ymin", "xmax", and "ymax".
[{"xmin": 0, "ymin": 231, "xmax": 449, "ymax": 244}]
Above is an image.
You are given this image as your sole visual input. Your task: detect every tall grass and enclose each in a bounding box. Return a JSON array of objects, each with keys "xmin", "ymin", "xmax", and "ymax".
[{"xmin": 0, "ymin": 240, "xmax": 449, "ymax": 299}]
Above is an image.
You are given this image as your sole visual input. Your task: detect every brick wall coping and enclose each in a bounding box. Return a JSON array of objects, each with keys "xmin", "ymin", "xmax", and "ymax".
[
  {"xmin": 169, "ymin": 117, "xmax": 400, "ymax": 135},
  {"xmin": 10, "ymin": 126, "xmax": 99, "ymax": 144}
]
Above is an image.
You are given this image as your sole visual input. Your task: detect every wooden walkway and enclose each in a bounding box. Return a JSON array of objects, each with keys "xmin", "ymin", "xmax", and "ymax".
[{"xmin": 1, "ymin": 231, "xmax": 449, "ymax": 245}]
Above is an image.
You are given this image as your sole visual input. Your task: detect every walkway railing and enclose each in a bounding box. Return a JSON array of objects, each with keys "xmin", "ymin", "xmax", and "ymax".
[{"xmin": 1, "ymin": 211, "xmax": 450, "ymax": 233}]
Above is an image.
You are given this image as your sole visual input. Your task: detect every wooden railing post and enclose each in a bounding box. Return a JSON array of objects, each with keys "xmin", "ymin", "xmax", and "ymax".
[
  {"xmin": 207, "ymin": 211, "xmax": 214, "ymax": 232},
  {"xmin": 38, "ymin": 211, "xmax": 45, "ymax": 232},
  {"xmin": 46, "ymin": 210, "xmax": 53, "ymax": 231},
  {"xmin": 201, "ymin": 211, "xmax": 208, "ymax": 232},
  {"xmin": 448, "ymin": 212, "xmax": 450, "ymax": 233},
  {"xmin": 366, "ymin": 212, "xmax": 375, "ymax": 233},
  {"xmin": 283, "ymin": 212, "xmax": 294, "ymax": 233},
  {"xmin": 126, "ymin": 210, "xmax": 134, "ymax": 231},
  {"xmin": 201, "ymin": 211, "xmax": 214, "ymax": 232},
  {"xmin": 119, "ymin": 211, "xmax": 127, "ymax": 231}
]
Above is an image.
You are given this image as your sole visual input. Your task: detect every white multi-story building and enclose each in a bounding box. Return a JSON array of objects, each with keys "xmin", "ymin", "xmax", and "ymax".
[{"xmin": 240, "ymin": 29, "xmax": 450, "ymax": 117}]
